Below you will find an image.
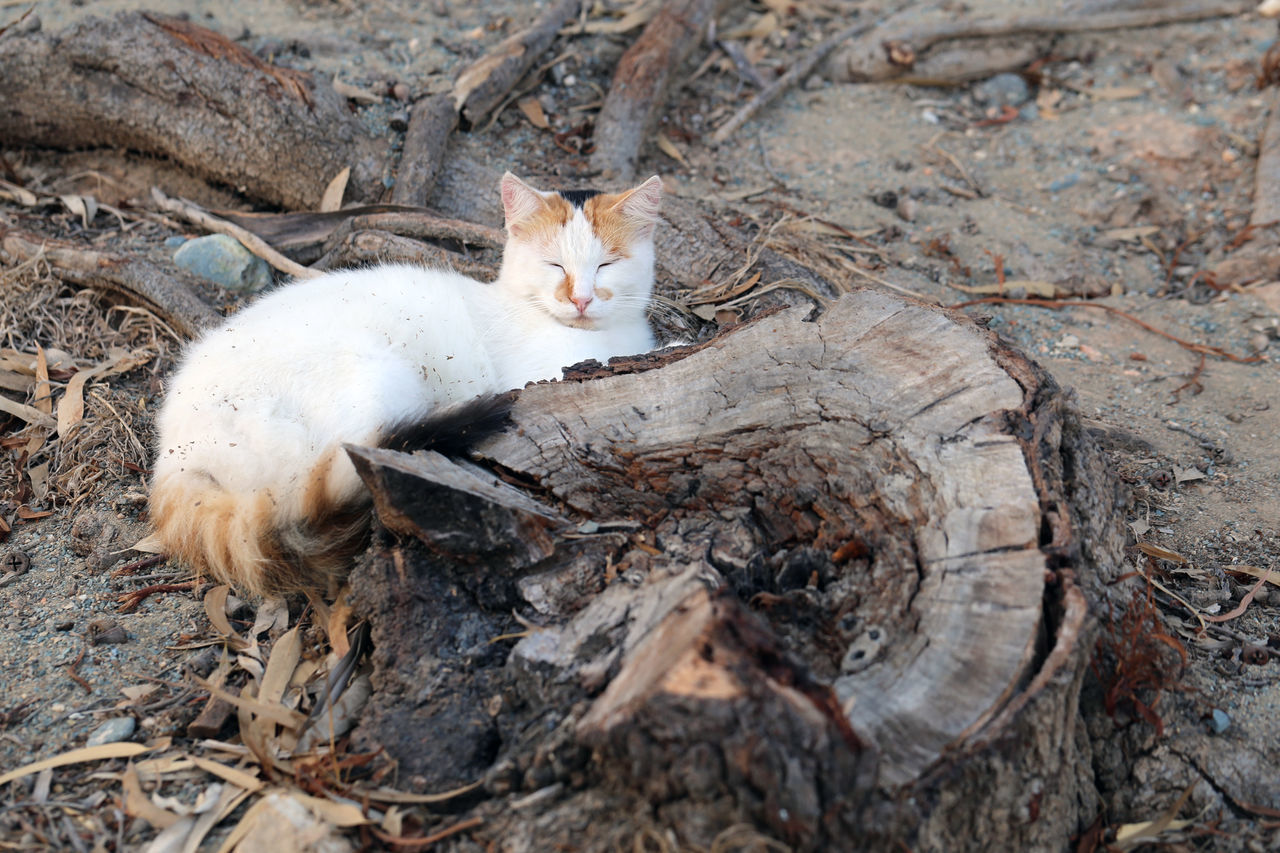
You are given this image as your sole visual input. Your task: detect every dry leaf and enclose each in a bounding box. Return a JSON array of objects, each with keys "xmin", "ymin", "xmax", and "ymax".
[
  {"xmin": 0, "ymin": 742, "xmax": 151, "ymax": 786},
  {"xmin": 203, "ymin": 585, "xmax": 238, "ymax": 638},
  {"xmin": 0, "ymin": 178, "xmax": 38, "ymax": 206},
  {"xmin": 27, "ymin": 462, "xmax": 49, "ymax": 504},
  {"xmin": 259, "ymin": 625, "xmax": 302, "ymax": 707},
  {"xmin": 198, "ymin": 678, "xmax": 307, "ymax": 729},
  {"xmin": 1103, "ymin": 226, "xmax": 1160, "ymax": 242},
  {"xmin": 1087, "ymin": 85, "xmax": 1145, "ymax": 100},
  {"xmin": 189, "ymin": 756, "xmax": 264, "ymax": 793},
  {"xmin": 1113, "ymin": 782, "xmax": 1197, "ymax": 850},
  {"xmin": 1136, "ymin": 543, "xmax": 1188, "ymax": 565},
  {"xmin": 297, "ymin": 671, "xmax": 371, "ymax": 752},
  {"xmin": 949, "ymin": 279, "xmax": 1060, "ymax": 298},
  {"xmin": 722, "ymin": 11, "xmax": 779, "ymax": 40},
  {"xmin": 59, "ymin": 194, "xmax": 99, "ymax": 228},
  {"xmin": 319, "ymin": 167, "xmax": 350, "ymax": 213},
  {"xmin": 1174, "ymin": 466, "xmax": 1205, "ymax": 483},
  {"xmin": 655, "ymin": 132, "xmax": 689, "ymax": 167},
  {"xmin": 517, "ymin": 97, "xmax": 550, "ymax": 129},
  {"xmin": 123, "ymin": 763, "xmax": 183, "ymax": 830},
  {"xmin": 1225, "ymin": 565, "xmax": 1280, "ymax": 588}
]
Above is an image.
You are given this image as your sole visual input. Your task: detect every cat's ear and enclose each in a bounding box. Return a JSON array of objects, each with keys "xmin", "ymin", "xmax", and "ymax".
[
  {"xmin": 610, "ymin": 175, "xmax": 663, "ymax": 236},
  {"xmin": 501, "ymin": 172, "xmax": 546, "ymax": 232}
]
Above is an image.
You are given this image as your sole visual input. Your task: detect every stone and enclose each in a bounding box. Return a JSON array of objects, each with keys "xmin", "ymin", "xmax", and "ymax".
[
  {"xmin": 86, "ymin": 716, "xmax": 136, "ymax": 746},
  {"xmin": 973, "ymin": 72, "xmax": 1031, "ymax": 107},
  {"xmin": 173, "ymin": 234, "xmax": 272, "ymax": 292}
]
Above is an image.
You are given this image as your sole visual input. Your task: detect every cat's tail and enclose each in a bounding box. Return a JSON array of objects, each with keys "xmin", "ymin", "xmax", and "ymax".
[
  {"xmin": 149, "ymin": 446, "xmax": 369, "ymax": 598},
  {"xmin": 149, "ymin": 393, "xmax": 516, "ymax": 597}
]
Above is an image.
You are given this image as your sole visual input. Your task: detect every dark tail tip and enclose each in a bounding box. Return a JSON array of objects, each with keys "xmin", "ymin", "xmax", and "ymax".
[{"xmin": 381, "ymin": 391, "xmax": 517, "ymax": 455}]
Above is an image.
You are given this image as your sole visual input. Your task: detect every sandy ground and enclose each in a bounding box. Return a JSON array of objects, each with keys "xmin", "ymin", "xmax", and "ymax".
[{"xmin": 2, "ymin": 0, "xmax": 1279, "ymax": 849}]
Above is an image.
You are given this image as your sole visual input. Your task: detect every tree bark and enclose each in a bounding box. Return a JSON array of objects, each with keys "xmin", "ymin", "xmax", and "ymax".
[
  {"xmin": 0, "ymin": 12, "xmax": 386, "ymax": 210},
  {"xmin": 345, "ymin": 287, "xmax": 1124, "ymax": 850},
  {"xmin": 591, "ymin": 0, "xmax": 731, "ymax": 182}
]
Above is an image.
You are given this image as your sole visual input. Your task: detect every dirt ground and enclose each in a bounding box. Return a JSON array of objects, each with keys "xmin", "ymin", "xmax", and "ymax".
[{"xmin": 2, "ymin": 0, "xmax": 1279, "ymax": 849}]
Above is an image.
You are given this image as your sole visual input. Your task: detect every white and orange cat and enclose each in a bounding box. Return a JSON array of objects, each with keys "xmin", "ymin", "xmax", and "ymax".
[{"xmin": 150, "ymin": 172, "xmax": 662, "ymax": 595}]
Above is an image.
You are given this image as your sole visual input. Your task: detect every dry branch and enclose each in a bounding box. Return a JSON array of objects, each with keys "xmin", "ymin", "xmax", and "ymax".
[
  {"xmin": 452, "ymin": 0, "xmax": 583, "ymax": 128},
  {"xmin": 0, "ymin": 228, "xmax": 218, "ymax": 338},
  {"xmin": 1251, "ymin": 89, "xmax": 1280, "ymax": 227},
  {"xmin": 0, "ymin": 12, "xmax": 386, "ymax": 210},
  {"xmin": 150, "ymin": 189, "xmax": 319, "ymax": 280},
  {"xmin": 709, "ymin": 12, "xmax": 890, "ymax": 146},
  {"xmin": 313, "ymin": 230, "xmax": 498, "ymax": 280},
  {"xmin": 827, "ymin": 0, "xmax": 1254, "ymax": 83},
  {"xmin": 392, "ymin": 94, "xmax": 459, "ymax": 206},
  {"xmin": 591, "ymin": 0, "xmax": 731, "ymax": 181}
]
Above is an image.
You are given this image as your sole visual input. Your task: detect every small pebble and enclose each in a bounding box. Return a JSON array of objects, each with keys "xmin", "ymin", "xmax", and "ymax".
[
  {"xmin": 392, "ymin": 82, "xmax": 410, "ymax": 101},
  {"xmin": 389, "ymin": 110, "xmax": 410, "ymax": 132},
  {"xmin": 1207, "ymin": 708, "xmax": 1230, "ymax": 734},
  {"xmin": 173, "ymin": 234, "xmax": 272, "ymax": 292},
  {"xmin": 86, "ymin": 717, "xmax": 136, "ymax": 747},
  {"xmin": 973, "ymin": 72, "xmax": 1031, "ymax": 107},
  {"xmin": 896, "ymin": 196, "xmax": 918, "ymax": 222}
]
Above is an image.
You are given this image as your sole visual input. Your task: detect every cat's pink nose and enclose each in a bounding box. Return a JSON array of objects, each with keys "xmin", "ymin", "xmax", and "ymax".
[{"xmin": 571, "ymin": 295, "xmax": 593, "ymax": 315}]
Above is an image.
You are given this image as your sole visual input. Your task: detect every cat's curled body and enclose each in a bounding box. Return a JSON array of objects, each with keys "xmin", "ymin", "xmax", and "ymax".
[{"xmin": 150, "ymin": 172, "xmax": 661, "ymax": 595}]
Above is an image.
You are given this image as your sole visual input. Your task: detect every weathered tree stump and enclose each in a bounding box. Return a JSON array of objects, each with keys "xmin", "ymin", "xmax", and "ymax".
[{"xmin": 346, "ymin": 288, "xmax": 1124, "ymax": 851}]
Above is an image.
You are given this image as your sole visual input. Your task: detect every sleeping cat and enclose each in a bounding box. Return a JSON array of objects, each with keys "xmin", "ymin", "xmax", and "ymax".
[{"xmin": 150, "ymin": 172, "xmax": 662, "ymax": 595}]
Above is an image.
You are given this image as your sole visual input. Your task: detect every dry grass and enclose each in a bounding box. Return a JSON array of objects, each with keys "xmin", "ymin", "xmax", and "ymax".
[{"xmin": 0, "ymin": 257, "xmax": 179, "ymax": 508}]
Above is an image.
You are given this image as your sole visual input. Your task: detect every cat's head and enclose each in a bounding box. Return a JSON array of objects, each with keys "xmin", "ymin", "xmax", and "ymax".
[{"xmin": 497, "ymin": 172, "xmax": 662, "ymax": 330}]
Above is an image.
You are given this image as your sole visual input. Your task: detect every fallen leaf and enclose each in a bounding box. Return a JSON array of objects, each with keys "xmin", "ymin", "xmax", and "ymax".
[
  {"xmin": 0, "ymin": 742, "xmax": 152, "ymax": 786},
  {"xmin": 1103, "ymin": 226, "xmax": 1160, "ymax": 242},
  {"xmin": 59, "ymin": 194, "xmax": 98, "ymax": 228},
  {"xmin": 122, "ymin": 763, "xmax": 182, "ymax": 830},
  {"xmin": 1174, "ymin": 466, "xmax": 1205, "ymax": 483},
  {"xmin": 189, "ymin": 756, "xmax": 264, "ymax": 794},
  {"xmin": 655, "ymin": 132, "xmax": 689, "ymax": 167},
  {"xmin": 1086, "ymin": 85, "xmax": 1145, "ymax": 100},
  {"xmin": 0, "ymin": 178, "xmax": 38, "ymax": 206},
  {"xmin": 259, "ymin": 625, "xmax": 302, "ymax": 707},
  {"xmin": 516, "ymin": 97, "xmax": 550, "ymax": 129},
  {"xmin": 949, "ymin": 279, "xmax": 1061, "ymax": 298},
  {"xmin": 319, "ymin": 167, "xmax": 350, "ymax": 213},
  {"xmin": 1114, "ymin": 782, "xmax": 1196, "ymax": 850},
  {"xmin": 1136, "ymin": 543, "xmax": 1188, "ymax": 565},
  {"xmin": 1225, "ymin": 565, "xmax": 1280, "ymax": 588}
]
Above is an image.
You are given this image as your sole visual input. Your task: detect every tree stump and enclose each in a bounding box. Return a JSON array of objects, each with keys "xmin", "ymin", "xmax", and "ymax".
[{"xmin": 346, "ymin": 288, "xmax": 1123, "ymax": 850}]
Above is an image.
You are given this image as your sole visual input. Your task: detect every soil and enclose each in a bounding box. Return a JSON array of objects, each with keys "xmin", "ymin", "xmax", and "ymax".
[{"xmin": 1, "ymin": 0, "xmax": 1279, "ymax": 850}]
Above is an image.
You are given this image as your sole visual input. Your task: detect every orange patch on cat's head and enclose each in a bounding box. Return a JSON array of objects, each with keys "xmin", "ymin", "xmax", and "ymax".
[
  {"xmin": 509, "ymin": 193, "xmax": 571, "ymax": 248},
  {"xmin": 582, "ymin": 176, "xmax": 663, "ymax": 257}
]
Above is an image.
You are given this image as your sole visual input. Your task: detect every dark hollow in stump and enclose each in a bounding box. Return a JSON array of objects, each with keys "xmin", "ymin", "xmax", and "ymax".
[{"xmin": 346, "ymin": 289, "xmax": 1123, "ymax": 850}]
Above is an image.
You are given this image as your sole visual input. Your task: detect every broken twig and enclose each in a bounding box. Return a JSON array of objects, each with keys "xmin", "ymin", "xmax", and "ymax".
[{"xmin": 709, "ymin": 10, "xmax": 893, "ymax": 146}]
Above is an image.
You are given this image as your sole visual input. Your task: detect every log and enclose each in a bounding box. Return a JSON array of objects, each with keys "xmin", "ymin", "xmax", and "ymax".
[
  {"xmin": 0, "ymin": 12, "xmax": 386, "ymax": 210},
  {"xmin": 825, "ymin": 0, "xmax": 1253, "ymax": 84},
  {"xmin": 392, "ymin": 94, "xmax": 459, "ymax": 206},
  {"xmin": 591, "ymin": 0, "xmax": 730, "ymax": 182},
  {"xmin": 345, "ymin": 287, "xmax": 1124, "ymax": 850},
  {"xmin": 451, "ymin": 0, "xmax": 583, "ymax": 129}
]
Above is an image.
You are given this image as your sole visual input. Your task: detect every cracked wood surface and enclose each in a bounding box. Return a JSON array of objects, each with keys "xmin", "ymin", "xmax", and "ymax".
[{"xmin": 349, "ymin": 286, "xmax": 1117, "ymax": 850}]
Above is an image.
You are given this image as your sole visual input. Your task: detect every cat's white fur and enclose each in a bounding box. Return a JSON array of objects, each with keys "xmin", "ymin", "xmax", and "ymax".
[{"xmin": 150, "ymin": 172, "xmax": 661, "ymax": 595}]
